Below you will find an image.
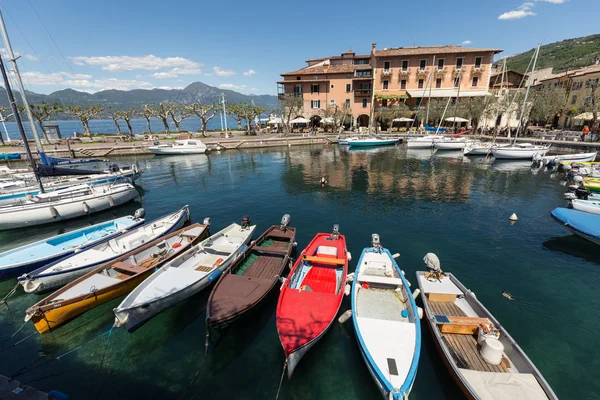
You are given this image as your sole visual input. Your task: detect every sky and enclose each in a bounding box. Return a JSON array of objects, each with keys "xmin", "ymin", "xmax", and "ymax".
[{"xmin": 0, "ymin": 0, "xmax": 597, "ymax": 96}]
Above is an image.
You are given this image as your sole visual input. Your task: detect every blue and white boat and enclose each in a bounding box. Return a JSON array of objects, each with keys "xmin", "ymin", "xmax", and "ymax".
[
  {"xmin": 0, "ymin": 213, "xmax": 145, "ymax": 279},
  {"xmin": 18, "ymin": 206, "xmax": 191, "ymax": 294},
  {"xmin": 347, "ymin": 137, "xmax": 399, "ymax": 148},
  {"xmin": 551, "ymin": 207, "xmax": 600, "ymax": 246},
  {"xmin": 351, "ymin": 234, "xmax": 421, "ymax": 399}
]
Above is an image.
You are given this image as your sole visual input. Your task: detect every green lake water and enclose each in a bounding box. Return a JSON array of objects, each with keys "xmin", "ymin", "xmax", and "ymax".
[{"xmin": 0, "ymin": 145, "xmax": 598, "ymax": 400}]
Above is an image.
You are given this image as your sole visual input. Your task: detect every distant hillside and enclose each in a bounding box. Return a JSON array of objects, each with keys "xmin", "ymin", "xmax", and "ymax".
[
  {"xmin": 0, "ymin": 82, "xmax": 279, "ymax": 117},
  {"xmin": 498, "ymin": 34, "xmax": 600, "ymax": 74}
]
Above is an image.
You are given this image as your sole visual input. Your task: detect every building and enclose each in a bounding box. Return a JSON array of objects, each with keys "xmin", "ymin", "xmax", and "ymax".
[
  {"xmin": 277, "ymin": 43, "xmax": 502, "ymax": 129},
  {"xmin": 489, "ymin": 65, "xmax": 526, "ymax": 91}
]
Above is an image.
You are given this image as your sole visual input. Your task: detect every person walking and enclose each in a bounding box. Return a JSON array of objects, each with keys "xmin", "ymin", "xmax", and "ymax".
[{"xmin": 582, "ymin": 125, "xmax": 590, "ymax": 142}]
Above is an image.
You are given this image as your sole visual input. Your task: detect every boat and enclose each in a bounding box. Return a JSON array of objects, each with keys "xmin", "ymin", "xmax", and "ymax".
[
  {"xmin": 434, "ymin": 139, "xmax": 473, "ymax": 151},
  {"xmin": 24, "ymin": 223, "xmax": 209, "ymax": 334},
  {"xmin": 351, "ymin": 234, "xmax": 421, "ymax": 399},
  {"xmin": 551, "ymin": 207, "xmax": 600, "ymax": 246},
  {"xmin": 347, "ymin": 137, "xmax": 399, "ymax": 147},
  {"xmin": 276, "ymin": 225, "xmax": 349, "ymax": 378},
  {"xmin": 542, "ymin": 151, "xmax": 597, "ymax": 165},
  {"xmin": 583, "ymin": 178, "xmax": 600, "ymax": 192},
  {"xmin": 0, "ymin": 153, "xmax": 20, "ymax": 160},
  {"xmin": 113, "ymin": 217, "xmax": 256, "ymax": 332},
  {"xmin": 0, "ymin": 182, "xmax": 140, "ymax": 231},
  {"xmin": 463, "ymin": 142, "xmax": 500, "ymax": 156},
  {"xmin": 18, "ymin": 206, "xmax": 192, "ymax": 294},
  {"xmin": 425, "ymin": 124, "xmax": 447, "ymax": 132},
  {"xmin": 415, "ymin": 255, "xmax": 558, "ymax": 400},
  {"xmin": 570, "ymin": 198, "xmax": 600, "ymax": 215},
  {"xmin": 206, "ymin": 215, "xmax": 296, "ymax": 329},
  {"xmin": 0, "ymin": 212, "xmax": 144, "ymax": 280},
  {"xmin": 148, "ymin": 139, "xmax": 208, "ymax": 155},
  {"xmin": 491, "ymin": 143, "xmax": 550, "ymax": 160},
  {"xmin": 406, "ymin": 135, "xmax": 446, "ymax": 149},
  {"xmin": 338, "ymin": 136, "xmax": 359, "ymax": 145}
]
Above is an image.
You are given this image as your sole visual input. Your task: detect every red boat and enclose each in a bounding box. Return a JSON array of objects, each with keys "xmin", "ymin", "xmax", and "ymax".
[{"xmin": 276, "ymin": 225, "xmax": 349, "ymax": 378}]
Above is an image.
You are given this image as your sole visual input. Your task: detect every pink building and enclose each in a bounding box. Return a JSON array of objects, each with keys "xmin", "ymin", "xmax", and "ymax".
[{"xmin": 278, "ymin": 43, "xmax": 502, "ymax": 128}]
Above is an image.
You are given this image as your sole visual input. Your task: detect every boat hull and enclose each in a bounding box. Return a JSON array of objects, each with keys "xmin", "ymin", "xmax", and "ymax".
[
  {"xmin": 543, "ymin": 151, "xmax": 597, "ymax": 165},
  {"xmin": 492, "ymin": 147, "xmax": 550, "ymax": 159},
  {"xmin": 571, "ymin": 199, "xmax": 600, "ymax": 216},
  {"xmin": 348, "ymin": 139, "xmax": 399, "ymax": 147},
  {"xmin": 551, "ymin": 207, "xmax": 600, "ymax": 246},
  {"xmin": 286, "ymin": 317, "xmax": 334, "ymax": 378},
  {"xmin": 434, "ymin": 141, "xmax": 467, "ymax": 150}
]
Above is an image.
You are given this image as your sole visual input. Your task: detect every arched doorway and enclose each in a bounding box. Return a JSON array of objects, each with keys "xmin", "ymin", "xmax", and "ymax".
[
  {"xmin": 357, "ymin": 114, "xmax": 369, "ymax": 127},
  {"xmin": 310, "ymin": 115, "xmax": 322, "ymax": 127}
]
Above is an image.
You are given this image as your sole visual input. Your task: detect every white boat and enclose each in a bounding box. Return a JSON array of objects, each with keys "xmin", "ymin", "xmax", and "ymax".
[
  {"xmin": 18, "ymin": 206, "xmax": 192, "ymax": 294},
  {"xmin": 347, "ymin": 137, "xmax": 399, "ymax": 147},
  {"xmin": 148, "ymin": 139, "xmax": 207, "ymax": 155},
  {"xmin": 406, "ymin": 135, "xmax": 445, "ymax": 149},
  {"xmin": 491, "ymin": 143, "xmax": 550, "ymax": 160},
  {"xmin": 113, "ymin": 217, "xmax": 256, "ymax": 332},
  {"xmin": 338, "ymin": 136, "xmax": 358, "ymax": 145},
  {"xmin": 416, "ymin": 255, "xmax": 558, "ymax": 400},
  {"xmin": 351, "ymin": 235, "xmax": 421, "ymax": 399},
  {"xmin": 0, "ymin": 182, "xmax": 139, "ymax": 231},
  {"xmin": 570, "ymin": 198, "xmax": 600, "ymax": 215},
  {"xmin": 434, "ymin": 139, "xmax": 475, "ymax": 151},
  {"xmin": 542, "ymin": 152, "xmax": 597, "ymax": 165}
]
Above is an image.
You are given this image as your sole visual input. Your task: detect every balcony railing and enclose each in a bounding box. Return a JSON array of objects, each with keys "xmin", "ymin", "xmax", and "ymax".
[
  {"xmin": 435, "ymin": 67, "xmax": 447, "ymax": 75},
  {"xmin": 454, "ymin": 66, "xmax": 464, "ymax": 75},
  {"xmin": 381, "ymin": 70, "xmax": 392, "ymax": 77},
  {"xmin": 354, "ymin": 74, "xmax": 372, "ymax": 79},
  {"xmin": 278, "ymin": 93, "xmax": 303, "ymax": 100},
  {"xmin": 472, "ymin": 66, "xmax": 483, "ymax": 73},
  {"xmin": 417, "ymin": 68, "xmax": 428, "ymax": 76},
  {"xmin": 355, "ymin": 89, "xmax": 372, "ymax": 97}
]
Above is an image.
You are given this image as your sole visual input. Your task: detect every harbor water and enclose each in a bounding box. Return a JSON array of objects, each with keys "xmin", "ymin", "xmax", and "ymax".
[{"xmin": 0, "ymin": 145, "xmax": 597, "ymax": 399}]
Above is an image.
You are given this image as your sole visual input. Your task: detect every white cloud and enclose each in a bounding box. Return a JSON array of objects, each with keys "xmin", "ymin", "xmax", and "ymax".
[
  {"xmin": 461, "ymin": 40, "xmax": 472, "ymax": 45},
  {"xmin": 0, "ymin": 48, "xmax": 39, "ymax": 61},
  {"xmin": 250, "ymin": 88, "xmax": 259, "ymax": 91},
  {"xmin": 16, "ymin": 70, "xmax": 155, "ymax": 93},
  {"xmin": 24, "ymin": 54, "xmax": 39, "ymax": 61},
  {"xmin": 151, "ymin": 66, "xmax": 202, "ymax": 79},
  {"xmin": 499, "ymin": 0, "xmax": 564, "ymax": 20},
  {"xmin": 219, "ymin": 83, "xmax": 247, "ymax": 90},
  {"xmin": 538, "ymin": 0, "xmax": 566, "ymax": 3},
  {"xmin": 243, "ymin": 69, "xmax": 256, "ymax": 76},
  {"xmin": 211, "ymin": 66, "xmax": 235, "ymax": 77},
  {"xmin": 70, "ymin": 54, "xmax": 202, "ymax": 73}
]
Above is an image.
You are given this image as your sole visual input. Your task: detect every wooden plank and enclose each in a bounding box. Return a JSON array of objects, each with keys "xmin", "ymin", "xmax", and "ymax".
[
  {"xmin": 443, "ymin": 333, "xmax": 508, "ymax": 373},
  {"xmin": 440, "ymin": 324, "xmax": 480, "ymax": 335},
  {"xmin": 428, "ymin": 293, "xmax": 457, "ymax": 303},
  {"xmin": 302, "ymin": 255, "xmax": 345, "ymax": 265}
]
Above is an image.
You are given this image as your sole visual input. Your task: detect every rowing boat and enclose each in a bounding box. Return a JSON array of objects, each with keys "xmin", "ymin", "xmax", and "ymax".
[
  {"xmin": 352, "ymin": 235, "xmax": 421, "ymax": 399},
  {"xmin": 206, "ymin": 215, "xmax": 296, "ymax": 329},
  {"xmin": 18, "ymin": 206, "xmax": 192, "ymax": 294},
  {"xmin": 0, "ymin": 213, "xmax": 144, "ymax": 279},
  {"xmin": 113, "ymin": 217, "xmax": 255, "ymax": 332},
  {"xmin": 24, "ymin": 223, "xmax": 208, "ymax": 334},
  {"xmin": 416, "ymin": 255, "xmax": 558, "ymax": 399},
  {"xmin": 276, "ymin": 225, "xmax": 349, "ymax": 378},
  {"xmin": 491, "ymin": 143, "xmax": 550, "ymax": 160},
  {"xmin": 570, "ymin": 199, "xmax": 600, "ymax": 215},
  {"xmin": 542, "ymin": 151, "xmax": 597, "ymax": 165},
  {"xmin": 551, "ymin": 207, "xmax": 600, "ymax": 246}
]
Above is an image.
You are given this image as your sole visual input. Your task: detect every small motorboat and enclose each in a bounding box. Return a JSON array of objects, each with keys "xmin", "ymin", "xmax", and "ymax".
[
  {"xmin": 148, "ymin": 139, "xmax": 207, "ymax": 155},
  {"xmin": 18, "ymin": 206, "xmax": 192, "ymax": 294},
  {"xmin": 276, "ymin": 225, "xmax": 349, "ymax": 378},
  {"xmin": 416, "ymin": 254, "xmax": 558, "ymax": 400},
  {"xmin": 0, "ymin": 212, "xmax": 145, "ymax": 280},
  {"xmin": 542, "ymin": 151, "xmax": 597, "ymax": 165},
  {"xmin": 491, "ymin": 143, "xmax": 550, "ymax": 160},
  {"xmin": 24, "ymin": 223, "xmax": 209, "ymax": 334},
  {"xmin": 551, "ymin": 207, "xmax": 600, "ymax": 246},
  {"xmin": 570, "ymin": 198, "xmax": 600, "ymax": 215},
  {"xmin": 406, "ymin": 135, "xmax": 445, "ymax": 149},
  {"xmin": 113, "ymin": 217, "xmax": 256, "ymax": 332},
  {"xmin": 583, "ymin": 178, "xmax": 600, "ymax": 192},
  {"xmin": 434, "ymin": 138, "xmax": 473, "ymax": 151},
  {"xmin": 206, "ymin": 215, "xmax": 296, "ymax": 329},
  {"xmin": 347, "ymin": 137, "xmax": 399, "ymax": 147},
  {"xmin": 352, "ymin": 234, "xmax": 421, "ymax": 399}
]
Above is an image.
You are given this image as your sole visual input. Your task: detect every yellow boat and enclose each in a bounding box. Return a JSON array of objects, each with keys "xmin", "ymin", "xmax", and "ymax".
[
  {"xmin": 583, "ymin": 179, "xmax": 600, "ymax": 192},
  {"xmin": 25, "ymin": 222, "xmax": 209, "ymax": 334}
]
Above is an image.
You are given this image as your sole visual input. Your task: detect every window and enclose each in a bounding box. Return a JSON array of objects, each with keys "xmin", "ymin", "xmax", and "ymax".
[
  {"xmin": 313, "ymin": 75, "xmax": 319, "ymax": 80},
  {"xmin": 293, "ymin": 85, "xmax": 302, "ymax": 94},
  {"xmin": 401, "ymin": 60, "xmax": 409, "ymax": 71},
  {"xmin": 346, "ymin": 83, "xmax": 351, "ymax": 92},
  {"xmin": 346, "ymin": 73, "xmax": 352, "ymax": 79},
  {"xmin": 384, "ymin": 61, "xmax": 391, "ymax": 71},
  {"xmin": 571, "ymin": 95, "xmax": 577, "ymax": 105},
  {"xmin": 383, "ymin": 80, "xmax": 389, "ymax": 90},
  {"xmin": 354, "ymin": 59, "xmax": 369, "ymax": 65},
  {"xmin": 418, "ymin": 79, "xmax": 424, "ymax": 89},
  {"xmin": 330, "ymin": 99, "xmax": 335, "ymax": 107},
  {"xmin": 345, "ymin": 99, "xmax": 350, "ymax": 107},
  {"xmin": 331, "ymin": 85, "xmax": 334, "ymax": 88},
  {"xmin": 400, "ymin": 79, "xmax": 407, "ymax": 90},
  {"xmin": 382, "ymin": 99, "xmax": 388, "ymax": 107},
  {"xmin": 438, "ymin": 59, "xmax": 445, "ymax": 69},
  {"xmin": 362, "ymin": 99, "xmax": 368, "ymax": 108},
  {"xmin": 454, "ymin": 77, "xmax": 460, "ymax": 88},
  {"xmin": 311, "ymin": 100, "xmax": 320, "ymax": 109},
  {"xmin": 472, "ymin": 77, "xmax": 479, "ymax": 87},
  {"xmin": 436, "ymin": 78, "xmax": 442, "ymax": 88},
  {"xmin": 456, "ymin": 58, "xmax": 464, "ymax": 68},
  {"xmin": 474, "ymin": 57, "xmax": 482, "ymax": 67},
  {"xmin": 419, "ymin": 59, "xmax": 427, "ymax": 69},
  {"xmin": 311, "ymin": 84, "xmax": 319, "ymax": 94},
  {"xmin": 356, "ymin": 70, "xmax": 372, "ymax": 77},
  {"xmin": 296, "ymin": 76, "xmax": 301, "ymax": 80}
]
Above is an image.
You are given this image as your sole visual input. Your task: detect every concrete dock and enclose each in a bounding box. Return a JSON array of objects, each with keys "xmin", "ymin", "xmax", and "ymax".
[{"xmin": 0, "ymin": 374, "xmax": 59, "ymax": 400}]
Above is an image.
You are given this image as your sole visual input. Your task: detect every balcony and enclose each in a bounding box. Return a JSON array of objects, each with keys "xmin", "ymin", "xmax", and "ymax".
[
  {"xmin": 417, "ymin": 68, "xmax": 428, "ymax": 76},
  {"xmin": 399, "ymin": 69, "xmax": 409, "ymax": 75},
  {"xmin": 435, "ymin": 67, "xmax": 447, "ymax": 75},
  {"xmin": 354, "ymin": 74, "xmax": 372, "ymax": 80},
  {"xmin": 453, "ymin": 66, "xmax": 464, "ymax": 75},
  {"xmin": 472, "ymin": 65, "xmax": 483, "ymax": 73},
  {"xmin": 381, "ymin": 70, "xmax": 392, "ymax": 78},
  {"xmin": 277, "ymin": 92, "xmax": 303, "ymax": 100},
  {"xmin": 355, "ymin": 89, "xmax": 372, "ymax": 97}
]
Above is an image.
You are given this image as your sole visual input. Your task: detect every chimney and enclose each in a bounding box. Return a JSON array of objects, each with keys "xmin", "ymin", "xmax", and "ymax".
[{"xmin": 371, "ymin": 43, "xmax": 377, "ymax": 54}]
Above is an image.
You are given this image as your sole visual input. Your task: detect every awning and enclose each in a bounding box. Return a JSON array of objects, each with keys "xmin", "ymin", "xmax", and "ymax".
[
  {"xmin": 393, "ymin": 117, "xmax": 414, "ymax": 122},
  {"xmin": 445, "ymin": 117, "xmax": 469, "ymax": 123},
  {"xmin": 406, "ymin": 89, "xmax": 491, "ymax": 98},
  {"xmin": 290, "ymin": 117, "xmax": 309, "ymax": 124},
  {"xmin": 573, "ymin": 112, "xmax": 599, "ymax": 120},
  {"xmin": 268, "ymin": 118, "xmax": 282, "ymax": 124}
]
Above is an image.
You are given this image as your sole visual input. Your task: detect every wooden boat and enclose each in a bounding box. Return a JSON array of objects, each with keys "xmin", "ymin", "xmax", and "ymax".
[
  {"xmin": 491, "ymin": 143, "xmax": 550, "ymax": 160},
  {"xmin": 206, "ymin": 215, "xmax": 296, "ymax": 328},
  {"xmin": 24, "ymin": 223, "xmax": 208, "ymax": 334},
  {"xmin": 18, "ymin": 206, "xmax": 192, "ymax": 294},
  {"xmin": 415, "ymin": 256, "xmax": 558, "ymax": 400},
  {"xmin": 0, "ymin": 212, "xmax": 144, "ymax": 280},
  {"xmin": 551, "ymin": 207, "xmax": 600, "ymax": 246},
  {"xmin": 148, "ymin": 139, "xmax": 207, "ymax": 155},
  {"xmin": 113, "ymin": 217, "xmax": 255, "ymax": 332},
  {"xmin": 276, "ymin": 225, "xmax": 349, "ymax": 378},
  {"xmin": 352, "ymin": 235, "xmax": 421, "ymax": 399}
]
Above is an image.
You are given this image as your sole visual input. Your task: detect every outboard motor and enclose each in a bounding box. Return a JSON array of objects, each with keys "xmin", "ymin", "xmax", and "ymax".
[
  {"xmin": 241, "ymin": 216, "xmax": 251, "ymax": 229},
  {"xmin": 531, "ymin": 153, "xmax": 543, "ymax": 168},
  {"xmin": 331, "ymin": 224, "xmax": 340, "ymax": 240},
  {"xmin": 371, "ymin": 233, "xmax": 381, "ymax": 252},
  {"xmin": 424, "ymin": 253, "xmax": 445, "ymax": 281},
  {"xmin": 109, "ymin": 164, "xmax": 120, "ymax": 173},
  {"xmin": 576, "ymin": 186, "xmax": 590, "ymax": 200},
  {"xmin": 134, "ymin": 208, "xmax": 146, "ymax": 220},
  {"xmin": 280, "ymin": 214, "xmax": 291, "ymax": 230}
]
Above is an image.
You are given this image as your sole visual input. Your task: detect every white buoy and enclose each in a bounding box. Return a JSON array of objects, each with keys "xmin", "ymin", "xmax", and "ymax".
[
  {"xmin": 338, "ymin": 309, "xmax": 352, "ymax": 324},
  {"xmin": 417, "ymin": 307, "xmax": 424, "ymax": 320},
  {"xmin": 347, "ymin": 251, "xmax": 352, "ymax": 261},
  {"xmin": 412, "ymin": 288, "xmax": 421, "ymax": 300},
  {"xmin": 344, "ymin": 284, "xmax": 351, "ymax": 296},
  {"xmin": 509, "ymin": 213, "xmax": 518, "ymax": 221},
  {"xmin": 392, "ymin": 253, "xmax": 400, "ymax": 259}
]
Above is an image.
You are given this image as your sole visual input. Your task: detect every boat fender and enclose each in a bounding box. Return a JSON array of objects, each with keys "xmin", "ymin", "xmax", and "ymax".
[
  {"xmin": 417, "ymin": 307, "xmax": 424, "ymax": 320},
  {"xmin": 337, "ymin": 309, "xmax": 352, "ymax": 324},
  {"xmin": 208, "ymin": 269, "xmax": 223, "ymax": 283},
  {"xmin": 213, "ymin": 258, "xmax": 224, "ymax": 267},
  {"xmin": 392, "ymin": 253, "xmax": 400, "ymax": 259},
  {"xmin": 344, "ymin": 283, "xmax": 351, "ymax": 296},
  {"xmin": 49, "ymin": 206, "xmax": 58, "ymax": 219},
  {"xmin": 401, "ymin": 270, "xmax": 406, "ymax": 276},
  {"xmin": 47, "ymin": 390, "xmax": 70, "ymax": 400},
  {"xmin": 346, "ymin": 272, "xmax": 355, "ymax": 282},
  {"xmin": 406, "ymin": 280, "xmax": 411, "ymax": 287},
  {"xmin": 292, "ymin": 241, "xmax": 297, "ymax": 247},
  {"xmin": 172, "ymin": 242, "xmax": 182, "ymax": 249},
  {"xmin": 109, "ymin": 196, "xmax": 115, "ymax": 207},
  {"xmin": 412, "ymin": 288, "xmax": 421, "ymax": 300},
  {"xmin": 82, "ymin": 202, "xmax": 90, "ymax": 214},
  {"xmin": 203, "ymin": 217, "xmax": 211, "ymax": 226},
  {"xmin": 279, "ymin": 277, "xmax": 287, "ymax": 291},
  {"xmin": 134, "ymin": 208, "xmax": 146, "ymax": 219},
  {"xmin": 347, "ymin": 251, "xmax": 352, "ymax": 261}
]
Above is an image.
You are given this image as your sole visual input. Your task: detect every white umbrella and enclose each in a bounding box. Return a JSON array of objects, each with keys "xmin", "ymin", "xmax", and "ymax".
[
  {"xmin": 573, "ymin": 112, "xmax": 599, "ymax": 120},
  {"xmin": 392, "ymin": 117, "xmax": 414, "ymax": 122},
  {"xmin": 445, "ymin": 117, "xmax": 469, "ymax": 123},
  {"xmin": 290, "ymin": 117, "xmax": 309, "ymax": 124},
  {"xmin": 321, "ymin": 117, "xmax": 335, "ymax": 124},
  {"xmin": 268, "ymin": 118, "xmax": 282, "ymax": 124}
]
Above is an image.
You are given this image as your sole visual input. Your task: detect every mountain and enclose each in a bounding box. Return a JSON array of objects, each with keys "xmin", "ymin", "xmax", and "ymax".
[
  {"xmin": 498, "ymin": 34, "xmax": 600, "ymax": 74},
  {"xmin": 0, "ymin": 81, "xmax": 279, "ymax": 113}
]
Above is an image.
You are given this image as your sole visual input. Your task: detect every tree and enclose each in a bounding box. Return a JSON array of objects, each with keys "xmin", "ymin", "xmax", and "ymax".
[
  {"xmin": 141, "ymin": 104, "xmax": 154, "ymax": 134},
  {"xmin": 167, "ymin": 103, "xmax": 189, "ymax": 132},
  {"xmin": 416, "ymin": 99, "xmax": 448, "ymax": 127},
  {"xmin": 581, "ymin": 78, "xmax": 600, "ymax": 136},
  {"xmin": 461, "ymin": 97, "xmax": 496, "ymax": 129},
  {"xmin": 239, "ymin": 103, "xmax": 267, "ymax": 134},
  {"xmin": 107, "ymin": 107, "xmax": 123, "ymax": 135},
  {"xmin": 226, "ymin": 103, "xmax": 244, "ymax": 130},
  {"xmin": 148, "ymin": 102, "xmax": 171, "ymax": 133},
  {"xmin": 186, "ymin": 103, "xmax": 217, "ymax": 137},
  {"xmin": 278, "ymin": 94, "xmax": 303, "ymax": 136},
  {"xmin": 529, "ymin": 86, "xmax": 568, "ymax": 127},
  {"xmin": 23, "ymin": 101, "xmax": 63, "ymax": 142},
  {"xmin": 65, "ymin": 105, "xmax": 103, "ymax": 135},
  {"xmin": 116, "ymin": 108, "xmax": 137, "ymax": 136}
]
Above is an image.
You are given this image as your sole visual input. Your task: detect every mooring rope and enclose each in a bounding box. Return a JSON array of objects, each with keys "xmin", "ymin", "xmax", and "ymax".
[
  {"xmin": 0, "ymin": 282, "xmax": 19, "ymax": 308},
  {"xmin": 1, "ymin": 320, "xmax": 28, "ymax": 346},
  {"xmin": 178, "ymin": 330, "xmax": 210, "ymax": 400},
  {"xmin": 93, "ymin": 326, "xmax": 115, "ymax": 400},
  {"xmin": 274, "ymin": 360, "xmax": 287, "ymax": 400}
]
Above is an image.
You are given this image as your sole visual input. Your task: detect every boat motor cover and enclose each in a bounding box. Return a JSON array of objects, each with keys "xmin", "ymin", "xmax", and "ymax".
[{"xmin": 424, "ymin": 253, "xmax": 441, "ymax": 273}]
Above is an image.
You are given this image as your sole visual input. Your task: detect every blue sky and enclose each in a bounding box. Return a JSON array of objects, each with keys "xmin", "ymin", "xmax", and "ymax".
[{"xmin": 0, "ymin": 0, "xmax": 596, "ymax": 96}]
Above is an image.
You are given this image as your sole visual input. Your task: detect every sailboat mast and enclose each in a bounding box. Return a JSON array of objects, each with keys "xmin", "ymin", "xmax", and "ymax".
[
  {"xmin": 0, "ymin": 11, "xmax": 44, "ymax": 150},
  {"xmin": 0, "ymin": 53, "xmax": 44, "ymax": 192},
  {"xmin": 451, "ymin": 70, "xmax": 463, "ymax": 133},
  {"xmin": 516, "ymin": 44, "xmax": 540, "ymax": 140},
  {"xmin": 425, "ymin": 55, "xmax": 436, "ymax": 125},
  {"xmin": 221, "ymin": 93, "xmax": 229, "ymax": 137}
]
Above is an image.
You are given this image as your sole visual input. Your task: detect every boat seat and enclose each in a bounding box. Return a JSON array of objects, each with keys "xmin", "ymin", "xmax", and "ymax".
[
  {"xmin": 434, "ymin": 315, "xmax": 491, "ymax": 334},
  {"xmin": 316, "ymin": 245, "xmax": 338, "ymax": 257},
  {"xmin": 112, "ymin": 261, "xmax": 147, "ymax": 275},
  {"xmin": 357, "ymin": 273, "xmax": 404, "ymax": 287},
  {"xmin": 181, "ymin": 226, "xmax": 204, "ymax": 238},
  {"xmin": 302, "ymin": 255, "xmax": 345, "ymax": 265}
]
